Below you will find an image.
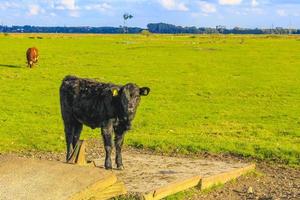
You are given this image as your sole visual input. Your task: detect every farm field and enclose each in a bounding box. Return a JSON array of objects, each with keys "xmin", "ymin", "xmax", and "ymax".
[{"xmin": 0, "ymin": 34, "xmax": 299, "ymax": 166}]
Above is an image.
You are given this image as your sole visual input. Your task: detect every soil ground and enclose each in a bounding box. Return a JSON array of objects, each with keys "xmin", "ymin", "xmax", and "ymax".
[
  {"xmin": 93, "ymin": 150, "xmax": 250, "ymax": 194},
  {"xmin": 2, "ymin": 139, "xmax": 299, "ymax": 200}
]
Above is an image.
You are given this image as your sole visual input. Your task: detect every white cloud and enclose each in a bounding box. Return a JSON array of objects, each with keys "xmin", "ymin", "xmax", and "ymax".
[
  {"xmin": 293, "ymin": 12, "xmax": 300, "ymax": 17},
  {"xmin": 69, "ymin": 10, "xmax": 80, "ymax": 17},
  {"xmin": 277, "ymin": 9, "xmax": 287, "ymax": 17},
  {"xmin": 49, "ymin": 0, "xmax": 80, "ymax": 17},
  {"xmin": 233, "ymin": 7, "xmax": 264, "ymax": 16},
  {"xmin": 28, "ymin": 4, "xmax": 44, "ymax": 16},
  {"xmin": 218, "ymin": 0, "xmax": 242, "ymax": 5},
  {"xmin": 56, "ymin": 0, "xmax": 78, "ymax": 10},
  {"xmin": 158, "ymin": 0, "xmax": 189, "ymax": 11},
  {"xmin": 85, "ymin": 3, "xmax": 112, "ymax": 12},
  {"xmin": 249, "ymin": 7, "xmax": 264, "ymax": 15},
  {"xmin": 62, "ymin": 0, "xmax": 76, "ymax": 9},
  {"xmin": 198, "ymin": 1, "xmax": 217, "ymax": 14},
  {"xmin": 251, "ymin": 0, "xmax": 258, "ymax": 7},
  {"xmin": 0, "ymin": 2, "xmax": 19, "ymax": 10}
]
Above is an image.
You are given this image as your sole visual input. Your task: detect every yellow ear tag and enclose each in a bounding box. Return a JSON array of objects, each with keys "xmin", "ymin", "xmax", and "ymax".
[{"xmin": 112, "ymin": 89, "xmax": 118, "ymax": 96}]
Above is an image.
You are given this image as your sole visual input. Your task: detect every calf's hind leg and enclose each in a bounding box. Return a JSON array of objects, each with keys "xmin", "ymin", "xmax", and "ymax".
[
  {"xmin": 72, "ymin": 122, "xmax": 83, "ymax": 149},
  {"xmin": 64, "ymin": 123, "xmax": 73, "ymax": 162},
  {"xmin": 64, "ymin": 120, "xmax": 83, "ymax": 162}
]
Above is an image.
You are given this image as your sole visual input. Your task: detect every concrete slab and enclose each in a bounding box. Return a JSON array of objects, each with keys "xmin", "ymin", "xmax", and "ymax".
[{"xmin": 0, "ymin": 155, "xmax": 118, "ymax": 200}]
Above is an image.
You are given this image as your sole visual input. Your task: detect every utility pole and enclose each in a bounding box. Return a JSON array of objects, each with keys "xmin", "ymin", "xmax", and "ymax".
[
  {"xmin": 271, "ymin": 23, "xmax": 274, "ymax": 34},
  {"xmin": 289, "ymin": 19, "xmax": 292, "ymax": 34}
]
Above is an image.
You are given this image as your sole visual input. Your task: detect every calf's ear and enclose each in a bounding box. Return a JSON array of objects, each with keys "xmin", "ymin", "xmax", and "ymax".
[{"xmin": 139, "ymin": 87, "xmax": 150, "ymax": 96}]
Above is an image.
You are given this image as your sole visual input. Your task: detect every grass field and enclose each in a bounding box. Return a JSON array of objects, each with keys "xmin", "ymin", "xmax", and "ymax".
[{"xmin": 0, "ymin": 34, "xmax": 299, "ymax": 165}]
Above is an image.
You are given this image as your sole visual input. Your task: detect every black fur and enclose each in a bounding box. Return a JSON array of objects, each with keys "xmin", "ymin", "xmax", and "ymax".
[{"xmin": 59, "ymin": 75, "xmax": 150, "ymax": 169}]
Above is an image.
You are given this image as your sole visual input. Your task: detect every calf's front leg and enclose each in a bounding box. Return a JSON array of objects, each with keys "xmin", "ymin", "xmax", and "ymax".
[
  {"xmin": 101, "ymin": 122, "xmax": 113, "ymax": 170},
  {"xmin": 114, "ymin": 129, "xmax": 125, "ymax": 170}
]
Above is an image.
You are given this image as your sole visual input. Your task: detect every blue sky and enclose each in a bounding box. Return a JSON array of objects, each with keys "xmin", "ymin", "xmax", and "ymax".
[{"xmin": 0, "ymin": 0, "xmax": 299, "ymax": 28}]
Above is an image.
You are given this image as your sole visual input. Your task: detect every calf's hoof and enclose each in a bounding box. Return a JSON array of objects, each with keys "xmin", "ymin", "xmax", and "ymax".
[
  {"xmin": 65, "ymin": 158, "xmax": 70, "ymax": 163},
  {"xmin": 105, "ymin": 163, "xmax": 112, "ymax": 170},
  {"xmin": 116, "ymin": 165, "xmax": 124, "ymax": 170}
]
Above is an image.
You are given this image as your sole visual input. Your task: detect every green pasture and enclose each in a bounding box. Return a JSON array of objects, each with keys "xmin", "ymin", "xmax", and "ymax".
[{"xmin": 0, "ymin": 34, "xmax": 299, "ymax": 165}]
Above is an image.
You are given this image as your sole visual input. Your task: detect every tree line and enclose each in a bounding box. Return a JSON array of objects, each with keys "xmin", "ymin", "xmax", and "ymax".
[
  {"xmin": 0, "ymin": 25, "xmax": 142, "ymax": 34},
  {"xmin": 1, "ymin": 23, "xmax": 299, "ymax": 34},
  {"xmin": 147, "ymin": 23, "xmax": 300, "ymax": 34}
]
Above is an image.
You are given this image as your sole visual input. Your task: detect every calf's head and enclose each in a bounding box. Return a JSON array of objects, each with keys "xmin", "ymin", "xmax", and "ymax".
[{"xmin": 117, "ymin": 83, "xmax": 150, "ymax": 129}]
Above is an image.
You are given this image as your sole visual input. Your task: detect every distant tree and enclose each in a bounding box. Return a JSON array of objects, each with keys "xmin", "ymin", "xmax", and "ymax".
[
  {"xmin": 123, "ymin": 13, "xmax": 133, "ymax": 33},
  {"xmin": 140, "ymin": 29, "xmax": 151, "ymax": 36},
  {"xmin": 216, "ymin": 25, "xmax": 226, "ymax": 34}
]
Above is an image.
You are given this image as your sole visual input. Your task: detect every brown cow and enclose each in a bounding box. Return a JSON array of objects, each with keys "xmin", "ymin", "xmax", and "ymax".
[{"xmin": 26, "ymin": 47, "xmax": 39, "ymax": 68}]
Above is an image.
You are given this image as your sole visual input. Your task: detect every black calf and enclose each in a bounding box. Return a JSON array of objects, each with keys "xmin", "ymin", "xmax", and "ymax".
[{"xmin": 59, "ymin": 75, "xmax": 150, "ymax": 169}]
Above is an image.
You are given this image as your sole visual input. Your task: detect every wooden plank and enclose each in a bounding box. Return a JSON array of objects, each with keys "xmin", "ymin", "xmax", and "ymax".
[
  {"xmin": 200, "ymin": 164, "xmax": 256, "ymax": 190},
  {"xmin": 93, "ymin": 159, "xmax": 101, "ymax": 167},
  {"xmin": 142, "ymin": 164, "xmax": 255, "ymax": 200},
  {"xmin": 68, "ymin": 140, "xmax": 82, "ymax": 164},
  {"xmin": 76, "ymin": 140, "xmax": 86, "ymax": 166},
  {"xmin": 68, "ymin": 140, "xmax": 86, "ymax": 165},
  {"xmin": 143, "ymin": 175, "xmax": 201, "ymax": 200},
  {"xmin": 70, "ymin": 172, "xmax": 118, "ymax": 200},
  {"xmin": 90, "ymin": 181, "xmax": 127, "ymax": 200}
]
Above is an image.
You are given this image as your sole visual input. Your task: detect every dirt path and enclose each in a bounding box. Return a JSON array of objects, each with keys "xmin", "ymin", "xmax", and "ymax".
[
  {"xmin": 3, "ymin": 138, "xmax": 299, "ymax": 199},
  {"xmin": 93, "ymin": 150, "xmax": 251, "ymax": 194},
  {"xmin": 190, "ymin": 164, "xmax": 300, "ymax": 200}
]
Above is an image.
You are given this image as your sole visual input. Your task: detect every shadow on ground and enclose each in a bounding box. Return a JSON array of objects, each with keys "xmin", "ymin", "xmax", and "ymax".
[{"xmin": 0, "ymin": 64, "xmax": 22, "ymax": 68}]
